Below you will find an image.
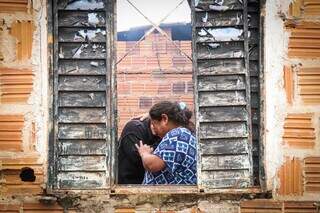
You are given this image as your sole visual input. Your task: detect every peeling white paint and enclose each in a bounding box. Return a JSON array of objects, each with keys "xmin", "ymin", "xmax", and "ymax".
[
  {"xmin": 66, "ymin": 0, "xmax": 104, "ymax": 10},
  {"xmin": 88, "ymin": 13, "xmax": 100, "ymax": 27}
]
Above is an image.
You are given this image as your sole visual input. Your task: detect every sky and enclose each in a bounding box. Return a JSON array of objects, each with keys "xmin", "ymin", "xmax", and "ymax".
[{"xmin": 116, "ymin": 0, "xmax": 191, "ymax": 32}]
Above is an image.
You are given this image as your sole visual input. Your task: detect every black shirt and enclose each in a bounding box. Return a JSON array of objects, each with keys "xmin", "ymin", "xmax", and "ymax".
[{"xmin": 117, "ymin": 118, "xmax": 160, "ymax": 184}]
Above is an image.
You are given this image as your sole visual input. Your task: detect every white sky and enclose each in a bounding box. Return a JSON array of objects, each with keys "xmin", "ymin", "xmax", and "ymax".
[{"xmin": 116, "ymin": 0, "xmax": 191, "ymax": 32}]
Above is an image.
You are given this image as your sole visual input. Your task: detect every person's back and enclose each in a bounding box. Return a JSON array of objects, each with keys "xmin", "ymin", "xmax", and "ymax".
[{"xmin": 117, "ymin": 118, "xmax": 160, "ymax": 184}]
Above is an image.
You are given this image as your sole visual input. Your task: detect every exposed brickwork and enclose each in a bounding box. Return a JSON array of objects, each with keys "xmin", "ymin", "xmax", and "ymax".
[
  {"xmin": 283, "ymin": 114, "xmax": 315, "ymax": 149},
  {"xmin": 0, "ymin": 157, "xmax": 44, "ymax": 195},
  {"xmin": 277, "ymin": 157, "xmax": 303, "ymax": 196},
  {"xmin": 240, "ymin": 200, "xmax": 282, "ymax": 213},
  {"xmin": 283, "ymin": 66, "xmax": 294, "ymax": 104},
  {"xmin": 304, "ymin": 157, "xmax": 320, "ymax": 192},
  {"xmin": 0, "ymin": 115, "xmax": 24, "ymax": 152},
  {"xmin": 297, "ymin": 67, "xmax": 320, "ymax": 104},
  {"xmin": 117, "ymin": 29, "xmax": 193, "ymax": 134},
  {"xmin": 287, "ymin": 22, "xmax": 320, "ymax": 58},
  {"xmin": 0, "ymin": 203, "xmax": 76, "ymax": 213},
  {"xmin": 10, "ymin": 20, "xmax": 34, "ymax": 61},
  {"xmin": 289, "ymin": 0, "xmax": 320, "ymax": 18},
  {"xmin": 0, "ymin": 0, "xmax": 29, "ymax": 12},
  {"xmin": 0, "ymin": 68, "xmax": 34, "ymax": 103},
  {"xmin": 241, "ymin": 200, "xmax": 319, "ymax": 213}
]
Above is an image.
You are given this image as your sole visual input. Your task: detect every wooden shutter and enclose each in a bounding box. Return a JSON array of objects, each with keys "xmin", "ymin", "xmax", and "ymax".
[
  {"xmin": 51, "ymin": 0, "xmax": 115, "ymax": 189},
  {"xmin": 193, "ymin": 0, "xmax": 260, "ymax": 189}
]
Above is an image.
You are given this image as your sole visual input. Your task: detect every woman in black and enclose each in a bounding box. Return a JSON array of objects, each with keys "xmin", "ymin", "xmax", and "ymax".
[{"xmin": 117, "ymin": 117, "xmax": 160, "ymax": 184}]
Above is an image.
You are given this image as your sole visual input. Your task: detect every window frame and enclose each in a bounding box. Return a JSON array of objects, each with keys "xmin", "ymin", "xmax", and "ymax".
[{"xmin": 47, "ymin": 0, "xmax": 267, "ymax": 195}]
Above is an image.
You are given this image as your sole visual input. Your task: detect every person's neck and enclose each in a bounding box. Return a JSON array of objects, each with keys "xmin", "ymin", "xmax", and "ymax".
[{"xmin": 167, "ymin": 122, "xmax": 180, "ymax": 131}]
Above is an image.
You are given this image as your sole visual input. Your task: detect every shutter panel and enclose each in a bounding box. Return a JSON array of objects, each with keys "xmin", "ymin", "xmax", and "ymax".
[
  {"xmin": 193, "ymin": 0, "xmax": 260, "ymax": 189},
  {"xmin": 52, "ymin": 0, "xmax": 114, "ymax": 189}
]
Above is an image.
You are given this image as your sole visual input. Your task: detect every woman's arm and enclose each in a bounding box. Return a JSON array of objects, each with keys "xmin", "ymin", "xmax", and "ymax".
[{"xmin": 135, "ymin": 141, "xmax": 166, "ymax": 172}]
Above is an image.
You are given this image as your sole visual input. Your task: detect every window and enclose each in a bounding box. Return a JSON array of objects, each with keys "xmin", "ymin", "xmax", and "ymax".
[{"xmin": 48, "ymin": 0, "xmax": 264, "ymax": 192}]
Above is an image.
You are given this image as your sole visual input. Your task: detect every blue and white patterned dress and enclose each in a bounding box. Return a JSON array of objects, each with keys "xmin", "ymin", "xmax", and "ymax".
[{"xmin": 143, "ymin": 127, "xmax": 197, "ymax": 184}]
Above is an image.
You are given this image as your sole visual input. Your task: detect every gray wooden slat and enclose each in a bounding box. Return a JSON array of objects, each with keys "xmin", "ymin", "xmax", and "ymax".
[
  {"xmin": 58, "ymin": 60, "xmax": 106, "ymax": 75},
  {"xmin": 59, "ymin": 92, "xmax": 106, "ymax": 107},
  {"xmin": 58, "ymin": 124, "xmax": 107, "ymax": 139},
  {"xmin": 57, "ymin": 172, "xmax": 106, "ymax": 189},
  {"xmin": 197, "ymin": 41, "xmax": 244, "ymax": 59},
  {"xmin": 59, "ymin": 28, "xmax": 106, "ymax": 42},
  {"xmin": 199, "ymin": 106, "xmax": 248, "ymax": 122},
  {"xmin": 58, "ymin": 76, "xmax": 106, "ymax": 91},
  {"xmin": 200, "ymin": 138, "xmax": 249, "ymax": 155},
  {"xmin": 198, "ymin": 75, "xmax": 246, "ymax": 91},
  {"xmin": 250, "ymin": 77, "xmax": 259, "ymax": 92},
  {"xmin": 197, "ymin": 59, "xmax": 245, "ymax": 76},
  {"xmin": 195, "ymin": 11, "xmax": 243, "ymax": 27},
  {"xmin": 58, "ymin": 156, "xmax": 106, "ymax": 171},
  {"xmin": 195, "ymin": 12, "xmax": 258, "ymax": 28},
  {"xmin": 59, "ymin": 43, "xmax": 106, "ymax": 59},
  {"xmin": 58, "ymin": 0, "xmax": 105, "ymax": 10},
  {"xmin": 199, "ymin": 91, "xmax": 246, "ymax": 107},
  {"xmin": 58, "ymin": 140, "xmax": 107, "ymax": 155},
  {"xmin": 201, "ymin": 155, "xmax": 251, "ymax": 170},
  {"xmin": 200, "ymin": 170, "xmax": 251, "ymax": 188},
  {"xmin": 58, "ymin": 11, "xmax": 106, "ymax": 27},
  {"xmin": 58, "ymin": 108, "xmax": 107, "ymax": 123},
  {"xmin": 199, "ymin": 122, "xmax": 248, "ymax": 139},
  {"xmin": 195, "ymin": 0, "xmax": 243, "ymax": 11}
]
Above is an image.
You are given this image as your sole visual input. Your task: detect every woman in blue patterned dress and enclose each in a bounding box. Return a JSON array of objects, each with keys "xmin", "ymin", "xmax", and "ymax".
[{"xmin": 135, "ymin": 101, "xmax": 197, "ymax": 185}]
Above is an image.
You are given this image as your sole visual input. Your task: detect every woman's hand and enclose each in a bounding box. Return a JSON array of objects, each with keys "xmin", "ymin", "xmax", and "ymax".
[
  {"xmin": 135, "ymin": 140, "xmax": 153, "ymax": 157},
  {"xmin": 135, "ymin": 140, "xmax": 165, "ymax": 172}
]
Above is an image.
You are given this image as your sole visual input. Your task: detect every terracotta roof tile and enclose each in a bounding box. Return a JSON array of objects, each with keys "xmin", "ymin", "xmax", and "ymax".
[
  {"xmin": 240, "ymin": 200, "xmax": 282, "ymax": 213},
  {"xmin": 288, "ymin": 22, "xmax": 320, "ymax": 58},
  {"xmin": 283, "ymin": 114, "xmax": 315, "ymax": 149},
  {"xmin": 0, "ymin": 68, "xmax": 34, "ymax": 103},
  {"xmin": 0, "ymin": 0, "xmax": 29, "ymax": 12},
  {"xmin": 304, "ymin": 157, "xmax": 320, "ymax": 192},
  {"xmin": 283, "ymin": 66, "xmax": 294, "ymax": 104},
  {"xmin": 297, "ymin": 67, "xmax": 320, "ymax": 104},
  {"xmin": 277, "ymin": 157, "xmax": 303, "ymax": 196},
  {"xmin": 10, "ymin": 21, "xmax": 34, "ymax": 61},
  {"xmin": 0, "ymin": 115, "xmax": 24, "ymax": 152}
]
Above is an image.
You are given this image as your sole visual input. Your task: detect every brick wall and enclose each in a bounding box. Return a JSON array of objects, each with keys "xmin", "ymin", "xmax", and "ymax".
[{"xmin": 117, "ymin": 29, "xmax": 193, "ymax": 134}]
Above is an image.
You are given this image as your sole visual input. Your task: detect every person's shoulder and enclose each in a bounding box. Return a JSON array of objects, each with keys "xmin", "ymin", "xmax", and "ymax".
[{"xmin": 120, "ymin": 119, "xmax": 147, "ymax": 137}]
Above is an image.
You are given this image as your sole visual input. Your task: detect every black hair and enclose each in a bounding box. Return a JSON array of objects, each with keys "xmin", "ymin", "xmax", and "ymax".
[{"xmin": 149, "ymin": 101, "xmax": 194, "ymax": 132}]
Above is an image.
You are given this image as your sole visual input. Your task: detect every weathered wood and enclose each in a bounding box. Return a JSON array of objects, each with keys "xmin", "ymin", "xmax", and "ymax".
[
  {"xmin": 58, "ymin": 156, "xmax": 106, "ymax": 171},
  {"xmin": 249, "ymin": 61, "xmax": 259, "ymax": 76},
  {"xmin": 58, "ymin": 124, "xmax": 107, "ymax": 139},
  {"xmin": 201, "ymin": 170, "xmax": 251, "ymax": 188},
  {"xmin": 58, "ymin": 11, "xmax": 106, "ymax": 27},
  {"xmin": 249, "ymin": 44, "xmax": 259, "ymax": 60},
  {"xmin": 200, "ymin": 138, "xmax": 249, "ymax": 155},
  {"xmin": 58, "ymin": 108, "xmax": 107, "ymax": 123},
  {"xmin": 199, "ymin": 91, "xmax": 246, "ymax": 106},
  {"xmin": 251, "ymin": 92, "xmax": 259, "ymax": 108},
  {"xmin": 59, "ymin": 28, "xmax": 106, "ymax": 42},
  {"xmin": 198, "ymin": 75, "xmax": 246, "ymax": 91},
  {"xmin": 57, "ymin": 172, "xmax": 106, "ymax": 189},
  {"xmin": 58, "ymin": 76, "xmax": 106, "ymax": 91},
  {"xmin": 201, "ymin": 154, "xmax": 251, "ymax": 170},
  {"xmin": 59, "ymin": 43, "xmax": 106, "ymax": 59},
  {"xmin": 59, "ymin": 92, "xmax": 106, "ymax": 107},
  {"xmin": 199, "ymin": 122, "xmax": 248, "ymax": 139},
  {"xmin": 199, "ymin": 106, "xmax": 248, "ymax": 122},
  {"xmin": 195, "ymin": 0, "xmax": 243, "ymax": 11},
  {"xmin": 197, "ymin": 41, "xmax": 245, "ymax": 59},
  {"xmin": 196, "ymin": 27, "xmax": 244, "ymax": 43},
  {"xmin": 58, "ymin": 140, "xmax": 107, "ymax": 155},
  {"xmin": 197, "ymin": 59, "xmax": 245, "ymax": 75},
  {"xmin": 195, "ymin": 11, "xmax": 243, "ymax": 27},
  {"xmin": 250, "ymin": 76, "xmax": 259, "ymax": 92},
  {"xmin": 58, "ymin": 0, "xmax": 105, "ymax": 10},
  {"xmin": 58, "ymin": 60, "xmax": 106, "ymax": 75}
]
